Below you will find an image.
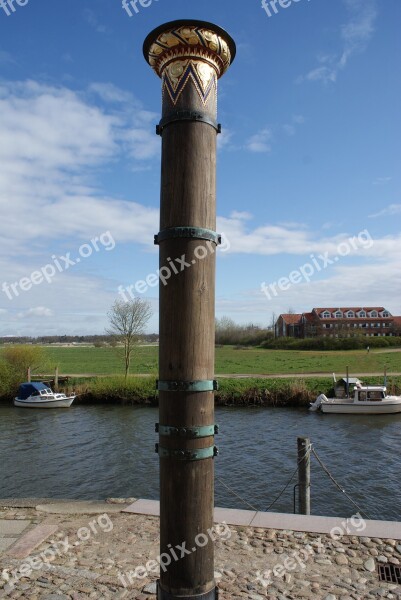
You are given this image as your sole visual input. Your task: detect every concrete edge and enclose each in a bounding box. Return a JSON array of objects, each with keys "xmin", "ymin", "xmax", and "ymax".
[
  {"xmin": 3, "ymin": 499, "xmax": 401, "ymax": 540},
  {"xmin": 124, "ymin": 500, "xmax": 401, "ymax": 540}
]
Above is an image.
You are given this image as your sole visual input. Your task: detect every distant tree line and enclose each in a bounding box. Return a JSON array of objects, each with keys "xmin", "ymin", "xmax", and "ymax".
[
  {"xmin": 215, "ymin": 317, "xmax": 273, "ymax": 346},
  {"xmin": 261, "ymin": 335, "xmax": 401, "ymax": 351},
  {"xmin": 0, "ymin": 333, "xmax": 159, "ymax": 345}
]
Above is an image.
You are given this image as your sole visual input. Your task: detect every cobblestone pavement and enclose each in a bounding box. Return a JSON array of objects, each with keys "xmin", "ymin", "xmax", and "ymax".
[{"xmin": 1, "ymin": 505, "xmax": 401, "ymax": 600}]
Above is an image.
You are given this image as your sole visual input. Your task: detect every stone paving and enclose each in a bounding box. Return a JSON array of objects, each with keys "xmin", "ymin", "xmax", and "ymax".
[{"xmin": 0, "ymin": 500, "xmax": 401, "ymax": 600}]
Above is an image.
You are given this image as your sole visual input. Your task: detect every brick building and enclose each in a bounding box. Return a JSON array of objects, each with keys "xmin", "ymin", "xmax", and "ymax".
[{"xmin": 275, "ymin": 307, "xmax": 401, "ymax": 339}]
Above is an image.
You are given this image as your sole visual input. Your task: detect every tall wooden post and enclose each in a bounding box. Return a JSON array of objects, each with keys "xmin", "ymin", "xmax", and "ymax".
[
  {"xmin": 298, "ymin": 437, "xmax": 311, "ymax": 515},
  {"xmin": 143, "ymin": 21, "xmax": 236, "ymax": 600}
]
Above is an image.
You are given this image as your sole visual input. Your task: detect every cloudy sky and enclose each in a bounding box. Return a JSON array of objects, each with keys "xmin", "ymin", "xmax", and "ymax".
[{"xmin": 0, "ymin": 0, "xmax": 400, "ymax": 335}]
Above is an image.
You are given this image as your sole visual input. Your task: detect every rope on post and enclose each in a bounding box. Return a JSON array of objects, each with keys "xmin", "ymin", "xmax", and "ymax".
[{"xmin": 311, "ymin": 447, "xmax": 371, "ymax": 520}]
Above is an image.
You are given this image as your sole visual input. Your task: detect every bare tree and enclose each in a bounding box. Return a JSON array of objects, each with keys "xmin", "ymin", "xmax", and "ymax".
[{"xmin": 107, "ymin": 299, "xmax": 153, "ymax": 381}]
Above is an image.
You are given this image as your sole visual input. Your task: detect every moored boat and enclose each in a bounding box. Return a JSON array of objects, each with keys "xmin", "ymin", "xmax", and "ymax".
[
  {"xmin": 14, "ymin": 382, "xmax": 76, "ymax": 408},
  {"xmin": 309, "ymin": 384, "xmax": 401, "ymax": 415}
]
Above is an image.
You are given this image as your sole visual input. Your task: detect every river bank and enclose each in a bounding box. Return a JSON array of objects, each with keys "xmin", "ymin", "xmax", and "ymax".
[
  {"xmin": 1, "ymin": 499, "xmax": 401, "ymax": 599},
  {"xmin": 1, "ymin": 375, "xmax": 400, "ymax": 408},
  {"xmin": 46, "ymin": 375, "xmax": 401, "ymax": 408}
]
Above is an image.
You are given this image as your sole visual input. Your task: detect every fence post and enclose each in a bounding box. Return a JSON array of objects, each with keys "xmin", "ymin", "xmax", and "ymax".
[{"xmin": 298, "ymin": 436, "xmax": 311, "ymax": 515}]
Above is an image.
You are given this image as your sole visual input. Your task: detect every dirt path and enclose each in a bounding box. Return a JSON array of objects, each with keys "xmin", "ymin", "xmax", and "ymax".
[{"xmin": 61, "ymin": 372, "xmax": 401, "ymax": 379}]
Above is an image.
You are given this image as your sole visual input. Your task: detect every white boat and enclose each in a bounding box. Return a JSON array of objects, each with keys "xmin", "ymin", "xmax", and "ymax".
[
  {"xmin": 309, "ymin": 384, "xmax": 401, "ymax": 415},
  {"xmin": 14, "ymin": 382, "xmax": 76, "ymax": 408}
]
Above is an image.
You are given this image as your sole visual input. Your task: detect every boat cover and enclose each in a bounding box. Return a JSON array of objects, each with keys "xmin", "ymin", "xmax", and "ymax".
[{"xmin": 17, "ymin": 382, "xmax": 49, "ymax": 399}]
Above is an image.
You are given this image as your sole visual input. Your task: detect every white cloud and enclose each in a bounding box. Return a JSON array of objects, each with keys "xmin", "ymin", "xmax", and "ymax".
[
  {"xmin": 18, "ymin": 307, "xmax": 54, "ymax": 319},
  {"xmin": 298, "ymin": 0, "xmax": 378, "ymax": 84},
  {"xmin": 245, "ymin": 128, "xmax": 272, "ymax": 153},
  {"xmin": 0, "ymin": 79, "xmax": 162, "ymax": 335},
  {"xmin": 89, "ymin": 82, "xmax": 133, "ymax": 104},
  {"xmin": 217, "ymin": 128, "xmax": 234, "ymax": 151},
  {"xmin": 369, "ymin": 204, "xmax": 401, "ymax": 218},
  {"xmin": 0, "ymin": 80, "xmax": 160, "ymax": 256},
  {"xmin": 372, "ymin": 177, "xmax": 392, "ymax": 186},
  {"xmin": 217, "ymin": 213, "xmax": 401, "ymax": 265}
]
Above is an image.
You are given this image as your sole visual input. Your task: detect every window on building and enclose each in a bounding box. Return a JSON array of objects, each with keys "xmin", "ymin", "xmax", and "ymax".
[
  {"xmin": 358, "ymin": 311, "xmax": 366, "ymax": 317},
  {"xmin": 321, "ymin": 311, "xmax": 330, "ymax": 318},
  {"xmin": 345, "ymin": 311, "xmax": 354, "ymax": 318},
  {"xmin": 369, "ymin": 311, "xmax": 378, "ymax": 317},
  {"xmin": 334, "ymin": 311, "xmax": 343, "ymax": 318}
]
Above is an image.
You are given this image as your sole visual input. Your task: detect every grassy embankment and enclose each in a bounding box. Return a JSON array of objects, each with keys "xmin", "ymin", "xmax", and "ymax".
[
  {"xmin": 64, "ymin": 374, "xmax": 401, "ymax": 408},
  {"xmin": 26, "ymin": 345, "xmax": 401, "ymax": 408},
  {"xmin": 41, "ymin": 345, "xmax": 401, "ymax": 376}
]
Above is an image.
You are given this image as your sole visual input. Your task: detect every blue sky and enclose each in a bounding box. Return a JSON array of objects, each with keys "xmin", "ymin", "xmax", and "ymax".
[{"xmin": 0, "ymin": 0, "xmax": 400, "ymax": 335}]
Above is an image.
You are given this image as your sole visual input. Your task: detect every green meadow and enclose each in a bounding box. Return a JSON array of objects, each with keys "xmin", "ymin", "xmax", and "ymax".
[{"xmin": 32, "ymin": 345, "xmax": 401, "ymax": 376}]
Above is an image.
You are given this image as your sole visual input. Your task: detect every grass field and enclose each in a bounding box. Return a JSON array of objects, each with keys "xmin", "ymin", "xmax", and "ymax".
[{"xmin": 14, "ymin": 344, "xmax": 401, "ymax": 376}]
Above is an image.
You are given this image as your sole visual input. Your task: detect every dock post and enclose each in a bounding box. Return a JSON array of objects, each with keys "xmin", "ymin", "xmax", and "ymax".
[
  {"xmin": 143, "ymin": 20, "xmax": 236, "ymax": 600},
  {"xmin": 298, "ymin": 437, "xmax": 311, "ymax": 515},
  {"xmin": 54, "ymin": 366, "xmax": 59, "ymax": 392},
  {"xmin": 27, "ymin": 366, "xmax": 31, "ymax": 383}
]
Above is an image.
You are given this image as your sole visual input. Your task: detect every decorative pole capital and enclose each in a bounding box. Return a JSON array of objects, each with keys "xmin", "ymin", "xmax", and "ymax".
[
  {"xmin": 144, "ymin": 20, "xmax": 236, "ymax": 110},
  {"xmin": 143, "ymin": 19, "xmax": 236, "ymax": 79}
]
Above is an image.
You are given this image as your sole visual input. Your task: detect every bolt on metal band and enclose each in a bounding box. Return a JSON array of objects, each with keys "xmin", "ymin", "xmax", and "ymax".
[
  {"xmin": 156, "ymin": 111, "xmax": 221, "ymax": 136},
  {"xmin": 157, "ymin": 582, "xmax": 219, "ymax": 600},
  {"xmin": 155, "ymin": 444, "xmax": 219, "ymax": 461},
  {"xmin": 154, "ymin": 227, "xmax": 222, "ymax": 246},
  {"xmin": 155, "ymin": 424, "xmax": 219, "ymax": 438},
  {"xmin": 157, "ymin": 380, "xmax": 219, "ymax": 392}
]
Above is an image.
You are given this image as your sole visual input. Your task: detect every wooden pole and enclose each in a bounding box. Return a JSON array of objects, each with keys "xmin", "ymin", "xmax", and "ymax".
[
  {"xmin": 54, "ymin": 366, "xmax": 59, "ymax": 392},
  {"xmin": 298, "ymin": 437, "xmax": 311, "ymax": 515},
  {"xmin": 346, "ymin": 365, "xmax": 349, "ymax": 398},
  {"xmin": 27, "ymin": 366, "xmax": 31, "ymax": 383},
  {"xmin": 143, "ymin": 21, "xmax": 236, "ymax": 600}
]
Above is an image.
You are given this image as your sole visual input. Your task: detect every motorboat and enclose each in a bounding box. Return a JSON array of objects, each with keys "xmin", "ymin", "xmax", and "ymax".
[
  {"xmin": 309, "ymin": 384, "xmax": 401, "ymax": 415},
  {"xmin": 14, "ymin": 382, "xmax": 76, "ymax": 408}
]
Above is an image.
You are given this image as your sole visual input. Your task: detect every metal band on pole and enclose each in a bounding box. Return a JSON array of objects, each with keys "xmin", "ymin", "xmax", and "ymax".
[
  {"xmin": 154, "ymin": 227, "xmax": 221, "ymax": 246},
  {"xmin": 157, "ymin": 380, "xmax": 219, "ymax": 392},
  {"xmin": 156, "ymin": 424, "xmax": 219, "ymax": 438},
  {"xmin": 155, "ymin": 445, "xmax": 219, "ymax": 461},
  {"xmin": 157, "ymin": 111, "xmax": 221, "ymax": 135},
  {"xmin": 157, "ymin": 583, "xmax": 219, "ymax": 600}
]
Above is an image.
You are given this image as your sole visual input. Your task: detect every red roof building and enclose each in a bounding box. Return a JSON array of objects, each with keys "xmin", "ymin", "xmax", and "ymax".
[{"xmin": 275, "ymin": 308, "xmax": 401, "ymax": 339}]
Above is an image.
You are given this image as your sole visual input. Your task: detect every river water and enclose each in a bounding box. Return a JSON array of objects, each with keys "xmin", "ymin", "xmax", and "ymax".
[{"xmin": 1, "ymin": 405, "xmax": 400, "ymax": 521}]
